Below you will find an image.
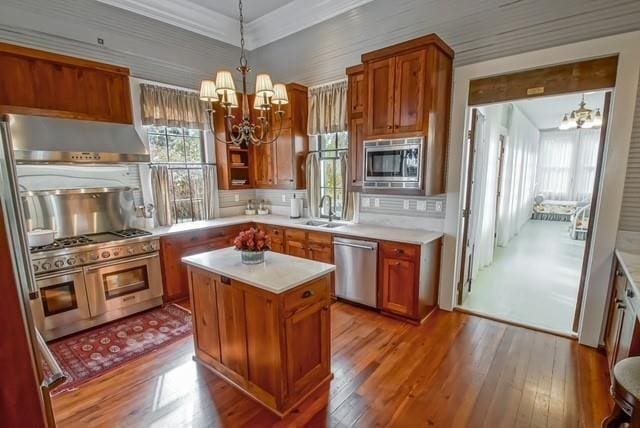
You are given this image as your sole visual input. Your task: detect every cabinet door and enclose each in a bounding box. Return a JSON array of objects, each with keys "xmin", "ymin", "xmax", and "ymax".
[
  {"xmin": 285, "ymin": 302, "xmax": 330, "ymax": 397},
  {"xmin": 274, "ymin": 128, "xmax": 294, "ymax": 186},
  {"xmin": 159, "ymin": 238, "xmax": 189, "ymax": 302},
  {"xmin": 367, "ymin": 57, "xmax": 396, "ymax": 136},
  {"xmin": 348, "ymin": 116, "xmax": 365, "ymax": 189},
  {"xmin": 348, "ymin": 71, "xmax": 366, "ymax": 115},
  {"xmin": 307, "ymin": 232, "xmax": 333, "ymax": 264},
  {"xmin": 190, "ymin": 269, "xmax": 221, "ymax": 362},
  {"xmin": 380, "ymin": 257, "xmax": 416, "ymax": 317},
  {"xmin": 393, "ymin": 50, "xmax": 426, "ymax": 134},
  {"xmin": 216, "ymin": 281, "xmax": 248, "ymax": 379},
  {"xmin": 617, "ymin": 302, "xmax": 638, "ymax": 367},
  {"xmin": 285, "ymin": 229, "xmax": 308, "ymax": 258},
  {"xmin": 606, "ymin": 270, "xmax": 626, "ymax": 369},
  {"xmin": 252, "ymin": 142, "xmax": 274, "ymax": 187}
]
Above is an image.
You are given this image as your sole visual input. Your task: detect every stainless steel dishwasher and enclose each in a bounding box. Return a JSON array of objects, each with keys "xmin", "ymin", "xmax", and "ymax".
[{"xmin": 333, "ymin": 237, "xmax": 378, "ymax": 307}]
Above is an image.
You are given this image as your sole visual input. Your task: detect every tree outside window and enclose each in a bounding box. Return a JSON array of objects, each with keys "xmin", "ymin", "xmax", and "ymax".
[
  {"xmin": 318, "ymin": 132, "xmax": 348, "ymax": 219},
  {"xmin": 147, "ymin": 126, "xmax": 205, "ymax": 222}
]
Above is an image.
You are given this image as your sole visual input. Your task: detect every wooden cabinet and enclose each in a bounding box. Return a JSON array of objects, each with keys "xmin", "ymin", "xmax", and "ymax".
[
  {"xmin": 256, "ymin": 224, "xmax": 285, "ymax": 253},
  {"xmin": 0, "ymin": 42, "xmax": 133, "ymax": 123},
  {"xmin": 348, "ymin": 34, "xmax": 453, "ymax": 196},
  {"xmin": 605, "ymin": 259, "xmax": 640, "ymax": 376},
  {"xmin": 284, "ymin": 229, "xmax": 308, "ymax": 259},
  {"xmin": 347, "ymin": 65, "xmax": 366, "ymax": 191},
  {"xmin": 187, "ymin": 267, "xmax": 332, "ymax": 416},
  {"xmin": 378, "ymin": 239, "xmax": 441, "ymax": 322},
  {"xmin": 159, "ymin": 224, "xmax": 249, "ymax": 301},
  {"xmin": 251, "ymin": 83, "xmax": 309, "ymax": 190},
  {"xmin": 307, "ymin": 232, "xmax": 333, "ymax": 264}
]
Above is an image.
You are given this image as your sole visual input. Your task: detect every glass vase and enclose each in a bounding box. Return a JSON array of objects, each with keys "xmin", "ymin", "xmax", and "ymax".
[{"xmin": 241, "ymin": 250, "xmax": 265, "ymax": 265}]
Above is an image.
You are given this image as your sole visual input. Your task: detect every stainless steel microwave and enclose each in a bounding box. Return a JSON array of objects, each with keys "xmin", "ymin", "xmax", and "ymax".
[{"xmin": 363, "ymin": 137, "xmax": 423, "ymax": 189}]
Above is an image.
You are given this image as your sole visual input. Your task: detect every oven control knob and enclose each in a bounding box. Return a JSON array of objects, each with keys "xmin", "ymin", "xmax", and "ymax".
[
  {"xmin": 32, "ymin": 264, "xmax": 39, "ymax": 273},
  {"xmin": 41, "ymin": 262, "xmax": 51, "ymax": 270},
  {"xmin": 54, "ymin": 260, "xmax": 64, "ymax": 268},
  {"xmin": 101, "ymin": 251, "xmax": 111, "ymax": 259},
  {"xmin": 127, "ymin": 247, "xmax": 134, "ymax": 255},
  {"xmin": 113, "ymin": 251, "xmax": 120, "ymax": 257},
  {"xmin": 151, "ymin": 242, "xmax": 158, "ymax": 250},
  {"xmin": 67, "ymin": 257, "xmax": 77, "ymax": 266},
  {"xmin": 142, "ymin": 244, "xmax": 150, "ymax": 252},
  {"xmin": 90, "ymin": 254, "xmax": 99, "ymax": 261}
]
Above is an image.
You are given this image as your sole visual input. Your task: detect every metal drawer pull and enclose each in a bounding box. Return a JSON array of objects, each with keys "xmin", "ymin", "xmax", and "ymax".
[
  {"xmin": 302, "ymin": 290, "xmax": 315, "ymax": 299},
  {"xmin": 84, "ymin": 253, "xmax": 159, "ymax": 272},
  {"xmin": 334, "ymin": 242, "xmax": 376, "ymax": 251},
  {"xmin": 617, "ymin": 303, "xmax": 627, "ymax": 310}
]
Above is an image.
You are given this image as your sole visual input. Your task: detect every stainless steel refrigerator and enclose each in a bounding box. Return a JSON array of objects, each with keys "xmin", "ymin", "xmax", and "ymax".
[{"xmin": 0, "ymin": 118, "xmax": 64, "ymax": 427}]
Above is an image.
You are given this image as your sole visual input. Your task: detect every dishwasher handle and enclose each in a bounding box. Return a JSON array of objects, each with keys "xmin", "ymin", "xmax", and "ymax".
[{"xmin": 334, "ymin": 241, "xmax": 377, "ymax": 251}]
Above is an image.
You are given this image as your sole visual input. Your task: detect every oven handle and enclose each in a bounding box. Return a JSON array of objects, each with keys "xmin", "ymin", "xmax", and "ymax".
[
  {"xmin": 84, "ymin": 252, "xmax": 159, "ymax": 273},
  {"xmin": 35, "ymin": 268, "xmax": 84, "ymax": 281},
  {"xmin": 34, "ymin": 328, "xmax": 67, "ymax": 391}
]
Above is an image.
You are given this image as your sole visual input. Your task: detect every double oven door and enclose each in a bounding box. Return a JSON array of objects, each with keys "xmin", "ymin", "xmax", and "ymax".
[
  {"xmin": 84, "ymin": 252, "xmax": 163, "ymax": 317},
  {"xmin": 31, "ymin": 268, "xmax": 90, "ymax": 333}
]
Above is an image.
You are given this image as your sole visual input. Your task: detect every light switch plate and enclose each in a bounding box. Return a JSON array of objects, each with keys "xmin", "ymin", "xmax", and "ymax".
[
  {"xmin": 362, "ymin": 197, "xmax": 370, "ymax": 207},
  {"xmin": 435, "ymin": 200, "xmax": 443, "ymax": 212},
  {"xmin": 374, "ymin": 198, "xmax": 380, "ymax": 208},
  {"xmin": 403, "ymin": 200, "xmax": 410, "ymax": 210},
  {"xmin": 417, "ymin": 200, "xmax": 427, "ymax": 211},
  {"xmin": 234, "ymin": 194, "xmax": 240, "ymax": 202}
]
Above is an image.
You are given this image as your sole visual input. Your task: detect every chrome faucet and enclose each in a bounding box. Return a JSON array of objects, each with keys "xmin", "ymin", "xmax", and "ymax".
[{"xmin": 319, "ymin": 195, "xmax": 335, "ymax": 222}]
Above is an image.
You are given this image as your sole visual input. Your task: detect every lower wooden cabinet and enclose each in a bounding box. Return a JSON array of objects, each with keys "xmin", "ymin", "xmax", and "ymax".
[
  {"xmin": 285, "ymin": 229, "xmax": 308, "ymax": 258},
  {"xmin": 159, "ymin": 224, "xmax": 249, "ymax": 301},
  {"xmin": 187, "ymin": 267, "xmax": 332, "ymax": 416},
  {"xmin": 380, "ymin": 257, "xmax": 417, "ymax": 317}
]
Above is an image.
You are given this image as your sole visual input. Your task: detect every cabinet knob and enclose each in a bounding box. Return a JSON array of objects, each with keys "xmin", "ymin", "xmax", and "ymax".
[
  {"xmin": 616, "ymin": 269, "xmax": 625, "ymax": 277},
  {"xmin": 394, "ymin": 248, "xmax": 404, "ymax": 254},
  {"xmin": 302, "ymin": 290, "xmax": 315, "ymax": 299},
  {"xmin": 387, "ymin": 125, "xmax": 392, "ymax": 130},
  {"xmin": 394, "ymin": 124, "xmax": 399, "ymax": 129},
  {"xmin": 391, "ymin": 261, "xmax": 401, "ymax": 266},
  {"xmin": 617, "ymin": 303, "xmax": 627, "ymax": 310},
  {"xmin": 627, "ymin": 288, "xmax": 635, "ymax": 298}
]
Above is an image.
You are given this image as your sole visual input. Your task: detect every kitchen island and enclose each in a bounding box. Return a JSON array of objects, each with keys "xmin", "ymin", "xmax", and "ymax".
[{"xmin": 182, "ymin": 247, "xmax": 335, "ymax": 417}]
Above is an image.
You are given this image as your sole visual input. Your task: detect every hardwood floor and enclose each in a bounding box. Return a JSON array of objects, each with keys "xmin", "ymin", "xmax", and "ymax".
[{"xmin": 52, "ymin": 302, "xmax": 612, "ymax": 427}]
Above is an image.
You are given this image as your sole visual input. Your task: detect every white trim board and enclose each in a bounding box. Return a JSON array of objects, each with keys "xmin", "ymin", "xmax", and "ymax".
[
  {"xmin": 441, "ymin": 31, "xmax": 640, "ymax": 348},
  {"xmin": 95, "ymin": 0, "xmax": 375, "ymax": 50}
]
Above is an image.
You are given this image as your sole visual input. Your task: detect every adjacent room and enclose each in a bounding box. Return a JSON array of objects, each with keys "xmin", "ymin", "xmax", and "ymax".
[{"xmin": 458, "ymin": 91, "xmax": 606, "ymax": 335}]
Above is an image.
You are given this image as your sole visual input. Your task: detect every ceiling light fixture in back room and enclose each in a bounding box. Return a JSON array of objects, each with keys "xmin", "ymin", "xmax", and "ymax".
[
  {"xmin": 558, "ymin": 94, "xmax": 603, "ymax": 130},
  {"xmin": 199, "ymin": 0, "xmax": 288, "ymax": 146}
]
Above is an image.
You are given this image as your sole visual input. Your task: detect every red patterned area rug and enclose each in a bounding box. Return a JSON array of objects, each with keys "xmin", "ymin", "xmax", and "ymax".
[{"xmin": 47, "ymin": 304, "xmax": 192, "ymax": 395}]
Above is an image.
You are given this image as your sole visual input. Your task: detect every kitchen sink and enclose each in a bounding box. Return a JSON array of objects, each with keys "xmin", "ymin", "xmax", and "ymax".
[
  {"xmin": 300, "ymin": 220, "xmax": 345, "ymax": 229},
  {"xmin": 322, "ymin": 222, "xmax": 345, "ymax": 229}
]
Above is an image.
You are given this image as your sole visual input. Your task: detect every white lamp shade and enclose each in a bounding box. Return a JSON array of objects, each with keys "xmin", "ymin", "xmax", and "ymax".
[
  {"xmin": 199, "ymin": 80, "xmax": 219, "ymax": 102},
  {"xmin": 253, "ymin": 95, "xmax": 270, "ymax": 110},
  {"xmin": 582, "ymin": 113, "xmax": 594, "ymax": 129},
  {"xmin": 272, "ymin": 83, "xmax": 288, "ymax": 105},
  {"xmin": 215, "ymin": 70, "xmax": 236, "ymax": 95},
  {"xmin": 225, "ymin": 91, "xmax": 239, "ymax": 108},
  {"xmin": 559, "ymin": 114, "xmax": 570, "ymax": 130},
  {"xmin": 255, "ymin": 73, "xmax": 274, "ymax": 97},
  {"xmin": 593, "ymin": 109, "xmax": 603, "ymax": 127}
]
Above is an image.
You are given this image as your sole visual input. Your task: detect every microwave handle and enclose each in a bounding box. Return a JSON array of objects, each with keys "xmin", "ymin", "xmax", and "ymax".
[{"xmin": 84, "ymin": 253, "xmax": 159, "ymax": 272}]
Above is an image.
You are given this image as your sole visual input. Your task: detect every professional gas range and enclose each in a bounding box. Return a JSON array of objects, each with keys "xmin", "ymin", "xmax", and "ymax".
[{"xmin": 29, "ymin": 228, "xmax": 164, "ymax": 341}]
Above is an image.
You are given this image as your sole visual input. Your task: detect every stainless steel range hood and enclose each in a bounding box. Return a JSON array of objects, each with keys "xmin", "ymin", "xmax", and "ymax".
[{"xmin": 5, "ymin": 114, "xmax": 150, "ymax": 164}]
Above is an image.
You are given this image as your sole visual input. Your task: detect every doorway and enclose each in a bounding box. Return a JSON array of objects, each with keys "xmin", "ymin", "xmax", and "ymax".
[{"xmin": 457, "ymin": 90, "xmax": 611, "ymax": 335}]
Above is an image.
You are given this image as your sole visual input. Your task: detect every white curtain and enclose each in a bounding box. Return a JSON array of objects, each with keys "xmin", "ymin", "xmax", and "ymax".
[
  {"xmin": 338, "ymin": 151, "xmax": 356, "ymax": 221},
  {"xmin": 202, "ymin": 164, "xmax": 219, "ymax": 220},
  {"xmin": 150, "ymin": 165, "xmax": 173, "ymax": 226},
  {"xmin": 140, "ymin": 84, "xmax": 208, "ymax": 130},
  {"xmin": 308, "ymin": 81, "xmax": 348, "ymax": 135},
  {"xmin": 536, "ymin": 129, "xmax": 600, "ymax": 202},
  {"xmin": 496, "ymin": 105, "xmax": 540, "ymax": 247},
  {"xmin": 306, "ymin": 153, "xmax": 321, "ymax": 218}
]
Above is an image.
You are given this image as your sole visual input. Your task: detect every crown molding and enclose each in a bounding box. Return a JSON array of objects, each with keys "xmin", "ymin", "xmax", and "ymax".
[
  {"xmin": 95, "ymin": 0, "xmax": 241, "ymax": 47},
  {"xmin": 96, "ymin": 0, "xmax": 374, "ymax": 50}
]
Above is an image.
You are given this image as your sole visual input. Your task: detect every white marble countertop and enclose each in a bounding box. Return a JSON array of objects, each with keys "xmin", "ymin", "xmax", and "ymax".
[
  {"xmin": 615, "ymin": 231, "xmax": 640, "ymax": 299},
  {"xmin": 149, "ymin": 214, "xmax": 442, "ymax": 245},
  {"xmin": 182, "ymin": 247, "xmax": 335, "ymax": 294}
]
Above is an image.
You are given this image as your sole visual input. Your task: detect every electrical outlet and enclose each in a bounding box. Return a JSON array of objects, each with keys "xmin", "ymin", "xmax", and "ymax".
[
  {"xmin": 234, "ymin": 194, "xmax": 240, "ymax": 202},
  {"xmin": 281, "ymin": 194, "xmax": 287, "ymax": 202},
  {"xmin": 362, "ymin": 197, "xmax": 370, "ymax": 207},
  {"xmin": 403, "ymin": 200, "xmax": 410, "ymax": 210},
  {"xmin": 435, "ymin": 200, "xmax": 443, "ymax": 212},
  {"xmin": 374, "ymin": 198, "xmax": 380, "ymax": 208},
  {"xmin": 417, "ymin": 200, "xmax": 427, "ymax": 211}
]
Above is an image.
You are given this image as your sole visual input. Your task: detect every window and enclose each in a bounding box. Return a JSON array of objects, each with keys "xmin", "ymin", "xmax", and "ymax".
[
  {"xmin": 147, "ymin": 126, "xmax": 205, "ymax": 222},
  {"xmin": 317, "ymin": 132, "xmax": 348, "ymax": 218}
]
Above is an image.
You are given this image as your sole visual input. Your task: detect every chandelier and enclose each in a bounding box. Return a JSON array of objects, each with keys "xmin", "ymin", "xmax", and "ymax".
[
  {"xmin": 558, "ymin": 94, "xmax": 602, "ymax": 130},
  {"xmin": 199, "ymin": 0, "xmax": 288, "ymax": 146}
]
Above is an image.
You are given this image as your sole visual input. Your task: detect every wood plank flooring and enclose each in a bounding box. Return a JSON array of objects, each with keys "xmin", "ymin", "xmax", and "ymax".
[{"xmin": 52, "ymin": 302, "xmax": 612, "ymax": 427}]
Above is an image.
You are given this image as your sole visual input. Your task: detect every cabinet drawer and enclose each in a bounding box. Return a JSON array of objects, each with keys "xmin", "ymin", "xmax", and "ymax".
[
  {"xmin": 260, "ymin": 225, "xmax": 285, "ymax": 242},
  {"xmin": 381, "ymin": 241, "xmax": 419, "ymax": 260},
  {"xmin": 307, "ymin": 231, "xmax": 332, "ymax": 244},
  {"xmin": 285, "ymin": 228, "xmax": 306, "ymax": 242},
  {"xmin": 283, "ymin": 276, "xmax": 329, "ymax": 315}
]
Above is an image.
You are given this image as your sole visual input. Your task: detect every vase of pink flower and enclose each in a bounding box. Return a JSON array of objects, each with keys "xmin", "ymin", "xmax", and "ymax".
[{"xmin": 233, "ymin": 227, "xmax": 271, "ymax": 265}]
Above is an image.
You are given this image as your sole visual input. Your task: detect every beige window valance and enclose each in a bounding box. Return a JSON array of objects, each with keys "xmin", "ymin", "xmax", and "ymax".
[
  {"xmin": 140, "ymin": 84, "xmax": 208, "ymax": 130},
  {"xmin": 307, "ymin": 80, "xmax": 348, "ymax": 136}
]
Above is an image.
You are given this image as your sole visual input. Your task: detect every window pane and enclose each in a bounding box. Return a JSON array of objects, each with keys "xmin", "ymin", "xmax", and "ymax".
[
  {"xmin": 335, "ymin": 189, "xmax": 344, "ymax": 217},
  {"xmin": 321, "ymin": 160, "xmax": 336, "ymax": 189},
  {"xmin": 171, "ymin": 170, "xmax": 193, "ymax": 221},
  {"xmin": 146, "ymin": 125, "xmax": 165, "ymax": 134},
  {"xmin": 168, "ymin": 136, "xmax": 186, "ymax": 163},
  {"xmin": 148, "ymin": 134, "xmax": 168, "ymax": 163},
  {"xmin": 337, "ymin": 132, "xmax": 349, "ymax": 149},
  {"xmin": 185, "ymin": 128, "xmax": 201, "ymax": 137},
  {"xmin": 335, "ymin": 161, "xmax": 344, "ymax": 190},
  {"xmin": 167, "ymin": 127, "xmax": 183, "ymax": 136},
  {"xmin": 185, "ymin": 137, "xmax": 202, "ymax": 163}
]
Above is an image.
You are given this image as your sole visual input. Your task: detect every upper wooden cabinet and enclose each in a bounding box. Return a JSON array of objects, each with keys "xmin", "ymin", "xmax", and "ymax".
[
  {"xmin": 0, "ymin": 42, "xmax": 133, "ymax": 124},
  {"xmin": 251, "ymin": 83, "xmax": 309, "ymax": 190},
  {"xmin": 347, "ymin": 34, "xmax": 453, "ymax": 195}
]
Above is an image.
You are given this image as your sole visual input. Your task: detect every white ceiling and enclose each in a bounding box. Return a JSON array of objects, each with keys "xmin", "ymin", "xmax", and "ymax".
[
  {"xmin": 95, "ymin": 0, "xmax": 375, "ymax": 49},
  {"xmin": 513, "ymin": 91, "xmax": 606, "ymax": 130}
]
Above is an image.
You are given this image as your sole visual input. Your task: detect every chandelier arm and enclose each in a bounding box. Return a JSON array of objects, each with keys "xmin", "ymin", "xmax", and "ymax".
[{"xmin": 261, "ymin": 111, "xmax": 285, "ymax": 145}]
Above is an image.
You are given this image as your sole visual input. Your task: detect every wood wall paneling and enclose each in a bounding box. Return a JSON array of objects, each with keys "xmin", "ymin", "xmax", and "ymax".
[{"xmin": 468, "ymin": 56, "xmax": 619, "ymax": 106}]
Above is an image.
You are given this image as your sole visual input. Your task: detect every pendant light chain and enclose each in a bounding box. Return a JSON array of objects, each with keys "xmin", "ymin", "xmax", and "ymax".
[{"xmin": 238, "ymin": 0, "xmax": 247, "ymax": 69}]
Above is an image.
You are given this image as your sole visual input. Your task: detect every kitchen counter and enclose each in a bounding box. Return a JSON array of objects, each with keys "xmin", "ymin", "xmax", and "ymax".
[
  {"xmin": 149, "ymin": 214, "xmax": 442, "ymax": 245},
  {"xmin": 182, "ymin": 247, "xmax": 335, "ymax": 294},
  {"xmin": 616, "ymin": 231, "xmax": 640, "ymax": 299}
]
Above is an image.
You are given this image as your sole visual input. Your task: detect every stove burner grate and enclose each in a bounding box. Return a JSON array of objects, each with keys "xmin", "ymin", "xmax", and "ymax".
[
  {"xmin": 30, "ymin": 235, "xmax": 94, "ymax": 253},
  {"xmin": 112, "ymin": 229, "xmax": 153, "ymax": 238}
]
